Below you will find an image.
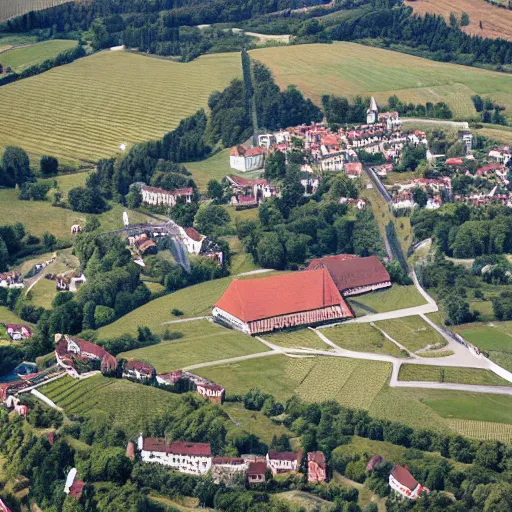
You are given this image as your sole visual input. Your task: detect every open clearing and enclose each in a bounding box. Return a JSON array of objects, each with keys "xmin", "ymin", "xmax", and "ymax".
[
  {"xmin": 405, "ymin": 0, "xmax": 512, "ymax": 42},
  {"xmin": 251, "ymin": 42, "xmax": 512, "ymax": 120},
  {"xmin": 0, "ymin": 39, "xmax": 77, "ymax": 72},
  {"xmin": 398, "ymin": 364, "xmax": 512, "ymax": 386},
  {"xmin": 0, "ymin": 51, "xmax": 241, "ymax": 164},
  {"xmin": 118, "ymin": 320, "xmax": 269, "ymax": 372},
  {"xmin": 347, "ymin": 285, "xmax": 426, "ymax": 314}
]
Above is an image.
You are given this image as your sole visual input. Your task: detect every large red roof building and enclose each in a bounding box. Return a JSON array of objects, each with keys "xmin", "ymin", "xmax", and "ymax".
[
  {"xmin": 307, "ymin": 254, "xmax": 391, "ymax": 296},
  {"xmin": 213, "ymin": 268, "xmax": 353, "ymax": 334}
]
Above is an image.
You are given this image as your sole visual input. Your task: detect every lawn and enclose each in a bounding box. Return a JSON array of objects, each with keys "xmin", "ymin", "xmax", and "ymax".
[
  {"xmin": 348, "ymin": 286, "xmax": 426, "ymax": 314},
  {"xmin": 118, "ymin": 319, "xmax": 269, "ymax": 372},
  {"xmin": 375, "ymin": 316, "xmax": 446, "ymax": 352},
  {"xmin": 197, "ymin": 354, "xmax": 392, "ymax": 410},
  {"xmin": 263, "ymin": 328, "xmax": 328, "ymax": 350},
  {"xmin": 322, "ymin": 323, "xmax": 405, "ymax": 357},
  {"xmin": 251, "ymin": 42, "xmax": 512, "ymax": 119},
  {"xmin": 184, "ymin": 149, "xmax": 232, "ymax": 192},
  {"xmin": 0, "ymin": 306, "xmax": 28, "ymax": 325},
  {"xmin": 38, "ymin": 374, "xmax": 180, "ymax": 433},
  {"xmin": 0, "ymin": 39, "xmax": 77, "ymax": 72},
  {"xmin": 456, "ymin": 323, "xmax": 512, "ymax": 352},
  {"xmin": 0, "ymin": 50, "xmax": 241, "ymax": 165},
  {"xmin": 398, "ymin": 364, "xmax": 511, "ymax": 386}
]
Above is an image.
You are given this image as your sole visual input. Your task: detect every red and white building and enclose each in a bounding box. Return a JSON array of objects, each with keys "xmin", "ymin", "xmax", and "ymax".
[
  {"xmin": 392, "ymin": 191, "xmax": 416, "ymax": 210},
  {"xmin": 156, "ymin": 370, "xmax": 184, "ymax": 386},
  {"xmin": 0, "ymin": 271, "xmax": 24, "ymax": 289},
  {"xmin": 64, "ymin": 469, "xmax": 84, "ymax": 500},
  {"xmin": 307, "ymin": 254, "xmax": 391, "ymax": 297},
  {"xmin": 489, "ymin": 146, "xmax": 511, "ymax": 165},
  {"xmin": 211, "ymin": 457, "xmax": 248, "ymax": 484},
  {"xmin": 308, "ymin": 451, "xmax": 327, "ymax": 483},
  {"xmin": 213, "ymin": 268, "xmax": 353, "ymax": 335},
  {"xmin": 179, "ymin": 226, "xmax": 205, "ymax": 255},
  {"xmin": 248, "ymin": 461, "xmax": 267, "ymax": 484},
  {"xmin": 123, "ymin": 360, "xmax": 156, "ymax": 381},
  {"xmin": 225, "ymin": 175, "xmax": 274, "ymax": 207},
  {"xmin": 141, "ymin": 185, "xmax": 193, "ymax": 207},
  {"xmin": 6, "ymin": 324, "xmax": 32, "ymax": 341},
  {"xmin": 266, "ymin": 451, "xmax": 302, "ymax": 475},
  {"xmin": 230, "ymin": 145, "xmax": 266, "ymax": 172},
  {"xmin": 137, "ymin": 435, "xmax": 212, "ymax": 475},
  {"xmin": 389, "ymin": 465, "xmax": 428, "ymax": 500},
  {"xmin": 344, "ymin": 162, "xmax": 363, "ymax": 179}
]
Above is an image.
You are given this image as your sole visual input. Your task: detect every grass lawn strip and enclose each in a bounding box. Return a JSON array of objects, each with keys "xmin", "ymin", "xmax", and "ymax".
[
  {"xmin": 347, "ymin": 285, "xmax": 426, "ymax": 314},
  {"xmin": 263, "ymin": 329, "xmax": 329, "ymax": 350}
]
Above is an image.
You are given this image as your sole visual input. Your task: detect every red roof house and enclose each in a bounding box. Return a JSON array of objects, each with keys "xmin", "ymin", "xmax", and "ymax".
[
  {"xmin": 248, "ymin": 461, "xmax": 267, "ymax": 484},
  {"xmin": 123, "ymin": 360, "xmax": 156, "ymax": 380},
  {"xmin": 389, "ymin": 465, "xmax": 429, "ymax": 499},
  {"xmin": 445, "ymin": 157, "xmax": 463, "ymax": 166},
  {"xmin": 307, "ymin": 255, "xmax": 391, "ymax": 296},
  {"xmin": 213, "ymin": 268, "xmax": 353, "ymax": 334},
  {"xmin": 308, "ymin": 451, "xmax": 327, "ymax": 483}
]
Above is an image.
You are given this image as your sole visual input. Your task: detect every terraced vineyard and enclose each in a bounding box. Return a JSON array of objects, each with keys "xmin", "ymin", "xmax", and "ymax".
[
  {"xmin": 447, "ymin": 419, "xmax": 512, "ymax": 444},
  {"xmin": 0, "ymin": 0, "xmax": 74, "ymax": 21},
  {"xmin": 0, "ymin": 51, "xmax": 241, "ymax": 164}
]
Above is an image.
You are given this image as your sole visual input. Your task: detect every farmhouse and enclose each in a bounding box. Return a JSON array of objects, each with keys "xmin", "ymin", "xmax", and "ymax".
[
  {"xmin": 56, "ymin": 273, "xmax": 86, "ymax": 293},
  {"xmin": 179, "ymin": 226, "xmax": 205, "ymax": 255},
  {"xmin": 308, "ymin": 451, "xmax": 327, "ymax": 483},
  {"xmin": 230, "ymin": 145, "xmax": 266, "ymax": 172},
  {"xmin": 141, "ymin": 185, "xmax": 193, "ymax": 207},
  {"xmin": 55, "ymin": 334, "xmax": 118, "ymax": 378},
  {"xmin": 247, "ymin": 461, "xmax": 267, "ymax": 484},
  {"xmin": 212, "ymin": 268, "xmax": 353, "ymax": 334},
  {"xmin": 0, "ymin": 271, "xmax": 24, "ymax": 289},
  {"xmin": 489, "ymin": 146, "xmax": 511, "ymax": 165},
  {"xmin": 307, "ymin": 254, "xmax": 391, "ymax": 296},
  {"xmin": 137, "ymin": 435, "xmax": 212, "ymax": 475},
  {"xmin": 64, "ymin": 469, "xmax": 84, "ymax": 500},
  {"xmin": 389, "ymin": 465, "xmax": 428, "ymax": 500},
  {"xmin": 211, "ymin": 457, "xmax": 248, "ymax": 484},
  {"xmin": 6, "ymin": 324, "xmax": 32, "ymax": 341},
  {"xmin": 266, "ymin": 451, "xmax": 302, "ymax": 475},
  {"xmin": 123, "ymin": 360, "xmax": 156, "ymax": 381},
  {"xmin": 156, "ymin": 370, "xmax": 184, "ymax": 386}
]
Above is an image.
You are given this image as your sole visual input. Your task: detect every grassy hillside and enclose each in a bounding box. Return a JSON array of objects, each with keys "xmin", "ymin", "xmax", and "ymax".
[
  {"xmin": 0, "ymin": 51, "xmax": 241, "ymax": 165},
  {"xmin": 251, "ymin": 42, "xmax": 512, "ymax": 120},
  {"xmin": 0, "ymin": 39, "xmax": 77, "ymax": 72}
]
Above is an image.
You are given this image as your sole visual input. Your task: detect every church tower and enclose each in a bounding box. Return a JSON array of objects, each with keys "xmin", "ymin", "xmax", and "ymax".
[{"xmin": 367, "ymin": 96, "xmax": 378, "ymax": 124}]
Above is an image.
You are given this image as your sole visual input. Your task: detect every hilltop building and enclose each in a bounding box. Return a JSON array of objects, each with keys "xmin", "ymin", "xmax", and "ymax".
[
  {"xmin": 230, "ymin": 145, "xmax": 266, "ymax": 172},
  {"xmin": 122, "ymin": 360, "xmax": 156, "ymax": 381},
  {"xmin": 389, "ymin": 465, "xmax": 429, "ymax": 499},
  {"xmin": 367, "ymin": 96, "xmax": 378, "ymax": 124},
  {"xmin": 213, "ymin": 268, "xmax": 353, "ymax": 334}
]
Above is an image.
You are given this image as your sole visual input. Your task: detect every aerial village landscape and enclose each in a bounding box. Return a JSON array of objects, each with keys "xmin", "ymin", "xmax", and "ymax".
[{"xmin": 1, "ymin": 0, "xmax": 512, "ymax": 510}]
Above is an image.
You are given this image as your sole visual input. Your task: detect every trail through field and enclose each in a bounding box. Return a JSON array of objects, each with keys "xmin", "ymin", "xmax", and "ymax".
[{"xmin": 161, "ymin": 316, "xmax": 211, "ymax": 325}]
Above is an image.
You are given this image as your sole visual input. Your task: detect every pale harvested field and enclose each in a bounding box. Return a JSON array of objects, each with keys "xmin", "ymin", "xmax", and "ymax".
[
  {"xmin": 0, "ymin": 0, "xmax": 75, "ymax": 21},
  {"xmin": 405, "ymin": 0, "xmax": 512, "ymax": 42},
  {"xmin": 251, "ymin": 42, "xmax": 512, "ymax": 119},
  {"xmin": 0, "ymin": 51, "xmax": 241, "ymax": 164}
]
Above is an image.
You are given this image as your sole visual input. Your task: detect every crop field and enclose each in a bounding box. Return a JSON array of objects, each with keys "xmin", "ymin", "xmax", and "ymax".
[
  {"xmin": 197, "ymin": 354, "xmax": 392, "ymax": 409},
  {"xmin": 251, "ymin": 42, "xmax": 512, "ymax": 120},
  {"xmin": 0, "ymin": 51, "xmax": 241, "ymax": 165},
  {"xmin": 446, "ymin": 419, "xmax": 512, "ymax": 444},
  {"xmin": 0, "ymin": 0, "xmax": 75, "ymax": 21},
  {"xmin": 347, "ymin": 286, "xmax": 426, "ymax": 314},
  {"xmin": 478, "ymin": 127, "xmax": 512, "ymax": 145},
  {"xmin": 263, "ymin": 328, "xmax": 328, "ymax": 350},
  {"xmin": 118, "ymin": 320, "xmax": 269, "ymax": 372},
  {"xmin": 323, "ymin": 323, "xmax": 405, "ymax": 357},
  {"xmin": 404, "ymin": 0, "xmax": 512, "ymax": 42},
  {"xmin": 457, "ymin": 322, "xmax": 512, "ymax": 352},
  {"xmin": 38, "ymin": 374, "xmax": 179, "ymax": 432},
  {"xmin": 0, "ymin": 40, "xmax": 77, "ymax": 72},
  {"xmin": 398, "ymin": 364, "xmax": 511, "ymax": 386},
  {"xmin": 375, "ymin": 316, "xmax": 446, "ymax": 352}
]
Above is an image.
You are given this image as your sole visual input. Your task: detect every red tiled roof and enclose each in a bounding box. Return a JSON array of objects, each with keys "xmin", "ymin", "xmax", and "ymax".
[
  {"xmin": 126, "ymin": 441, "xmax": 136, "ymax": 459},
  {"xmin": 184, "ymin": 227, "xmax": 204, "ymax": 242},
  {"xmin": 142, "ymin": 438, "xmax": 211, "ymax": 456},
  {"xmin": 248, "ymin": 462, "xmax": 267, "ymax": 475},
  {"xmin": 307, "ymin": 255, "xmax": 390, "ymax": 292},
  {"xmin": 308, "ymin": 451, "xmax": 326, "ymax": 467},
  {"xmin": 143, "ymin": 437, "xmax": 168, "ymax": 452},
  {"xmin": 138, "ymin": 240, "xmax": 157, "ymax": 253},
  {"xmin": 72, "ymin": 337, "xmax": 109, "ymax": 359},
  {"xmin": 69, "ymin": 479, "xmax": 84, "ymax": 499},
  {"xmin": 391, "ymin": 465, "xmax": 419, "ymax": 491},
  {"xmin": 214, "ymin": 268, "xmax": 351, "ymax": 323},
  {"xmin": 124, "ymin": 360, "xmax": 155, "ymax": 374},
  {"xmin": 268, "ymin": 451, "xmax": 301, "ymax": 462},
  {"xmin": 158, "ymin": 371, "xmax": 183, "ymax": 383},
  {"xmin": 445, "ymin": 158, "xmax": 463, "ymax": 165},
  {"xmin": 344, "ymin": 162, "xmax": 363, "ymax": 175},
  {"xmin": 141, "ymin": 185, "xmax": 193, "ymax": 196},
  {"xmin": 212, "ymin": 457, "xmax": 245, "ymax": 465},
  {"xmin": 245, "ymin": 147, "xmax": 266, "ymax": 156},
  {"xmin": 230, "ymin": 145, "xmax": 265, "ymax": 157},
  {"xmin": 197, "ymin": 381, "xmax": 224, "ymax": 391}
]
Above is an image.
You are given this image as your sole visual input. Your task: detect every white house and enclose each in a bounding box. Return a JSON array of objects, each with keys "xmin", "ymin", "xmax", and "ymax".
[
  {"xmin": 392, "ymin": 191, "xmax": 417, "ymax": 210},
  {"xmin": 141, "ymin": 186, "xmax": 193, "ymax": 207},
  {"xmin": 366, "ymin": 96, "xmax": 378, "ymax": 124},
  {"xmin": 178, "ymin": 226, "xmax": 205, "ymax": 255},
  {"xmin": 389, "ymin": 465, "xmax": 428, "ymax": 499},
  {"xmin": 266, "ymin": 451, "xmax": 302, "ymax": 475},
  {"xmin": 230, "ymin": 145, "xmax": 266, "ymax": 172},
  {"xmin": 137, "ymin": 435, "xmax": 212, "ymax": 475},
  {"xmin": 258, "ymin": 133, "xmax": 276, "ymax": 149},
  {"xmin": 379, "ymin": 111, "xmax": 401, "ymax": 131},
  {"xmin": 320, "ymin": 155, "xmax": 344, "ymax": 172},
  {"xmin": 0, "ymin": 271, "xmax": 24, "ymax": 289},
  {"xmin": 301, "ymin": 176, "xmax": 320, "ymax": 195}
]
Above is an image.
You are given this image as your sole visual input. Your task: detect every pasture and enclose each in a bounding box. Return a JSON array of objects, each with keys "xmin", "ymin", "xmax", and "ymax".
[
  {"xmin": 323, "ymin": 323, "xmax": 405, "ymax": 357},
  {"xmin": 457, "ymin": 322, "xmax": 512, "ymax": 352},
  {"xmin": 118, "ymin": 319, "xmax": 269, "ymax": 372},
  {"xmin": 251, "ymin": 42, "xmax": 512, "ymax": 120},
  {"xmin": 0, "ymin": 0, "xmax": 74, "ymax": 21},
  {"xmin": 347, "ymin": 285, "xmax": 426, "ymax": 314},
  {"xmin": 0, "ymin": 39, "xmax": 77, "ymax": 72},
  {"xmin": 0, "ymin": 51, "xmax": 241, "ymax": 165}
]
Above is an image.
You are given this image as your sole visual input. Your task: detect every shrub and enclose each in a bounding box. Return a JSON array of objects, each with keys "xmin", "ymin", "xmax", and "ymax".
[
  {"xmin": 171, "ymin": 308, "xmax": 184, "ymax": 316},
  {"xmin": 162, "ymin": 329, "xmax": 184, "ymax": 340},
  {"xmin": 94, "ymin": 305, "xmax": 116, "ymax": 327}
]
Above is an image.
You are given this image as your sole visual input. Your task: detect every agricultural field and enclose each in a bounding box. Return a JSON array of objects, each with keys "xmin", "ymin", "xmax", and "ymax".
[
  {"xmin": 322, "ymin": 323, "xmax": 405, "ymax": 357},
  {"xmin": 375, "ymin": 316, "xmax": 446, "ymax": 353},
  {"xmin": 0, "ymin": 39, "xmax": 77, "ymax": 72},
  {"xmin": 398, "ymin": 364, "xmax": 512, "ymax": 386},
  {"xmin": 197, "ymin": 354, "xmax": 392, "ymax": 410},
  {"xmin": 477, "ymin": 125, "xmax": 512, "ymax": 145},
  {"xmin": 0, "ymin": 0, "xmax": 74, "ymax": 22},
  {"xmin": 263, "ymin": 328, "xmax": 328, "ymax": 350},
  {"xmin": 118, "ymin": 319, "xmax": 269, "ymax": 372},
  {"xmin": 38, "ymin": 374, "xmax": 180, "ymax": 433},
  {"xmin": 347, "ymin": 285, "xmax": 426, "ymax": 315},
  {"xmin": 446, "ymin": 419, "xmax": 512, "ymax": 443},
  {"xmin": 404, "ymin": 0, "xmax": 512, "ymax": 42},
  {"xmin": 251, "ymin": 42, "xmax": 512, "ymax": 120},
  {"xmin": 0, "ymin": 51, "xmax": 241, "ymax": 165},
  {"xmin": 456, "ymin": 322, "xmax": 512, "ymax": 352}
]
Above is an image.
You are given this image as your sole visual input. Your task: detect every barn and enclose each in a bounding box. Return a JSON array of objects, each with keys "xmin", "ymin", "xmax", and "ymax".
[{"xmin": 212, "ymin": 268, "xmax": 353, "ymax": 335}]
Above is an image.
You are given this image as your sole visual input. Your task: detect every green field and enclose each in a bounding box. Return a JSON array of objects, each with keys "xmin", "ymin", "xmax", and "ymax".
[
  {"xmin": 197, "ymin": 354, "xmax": 392, "ymax": 410},
  {"xmin": 251, "ymin": 42, "xmax": 512, "ymax": 120},
  {"xmin": 0, "ymin": 40, "xmax": 77, "ymax": 72},
  {"xmin": 263, "ymin": 328, "xmax": 328, "ymax": 350},
  {"xmin": 0, "ymin": 51, "xmax": 241, "ymax": 164},
  {"xmin": 398, "ymin": 364, "xmax": 511, "ymax": 386},
  {"xmin": 184, "ymin": 149, "xmax": 232, "ymax": 191},
  {"xmin": 348, "ymin": 286, "xmax": 426, "ymax": 314},
  {"xmin": 457, "ymin": 322, "xmax": 512, "ymax": 352},
  {"xmin": 323, "ymin": 323, "xmax": 405, "ymax": 357},
  {"xmin": 375, "ymin": 316, "xmax": 446, "ymax": 352},
  {"xmin": 118, "ymin": 320, "xmax": 269, "ymax": 372},
  {"xmin": 0, "ymin": 306, "xmax": 29, "ymax": 325},
  {"xmin": 39, "ymin": 374, "xmax": 180, "ymax": 433}
]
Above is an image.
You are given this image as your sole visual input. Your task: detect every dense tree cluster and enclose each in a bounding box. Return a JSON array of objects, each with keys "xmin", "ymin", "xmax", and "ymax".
[
  {"xmin": 0, "ymin": 146, "xmax": 33, "ymax": 188},
  {"xmin": 471, "ymin": 95, "xmax": 508, "ymax": 125},
  {"xmin": 387, "ymin": 95, "xmax": 453, "ymax": 120}
]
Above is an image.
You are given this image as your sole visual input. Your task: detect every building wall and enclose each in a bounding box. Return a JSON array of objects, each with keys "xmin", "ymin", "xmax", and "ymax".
[
  {"xmin": 140, "ymin": 449, "xmax": 212, "ymax": 475},
  {"xmin": 342, "ymin": 281, "xmax": 391, "ymax": 297}
]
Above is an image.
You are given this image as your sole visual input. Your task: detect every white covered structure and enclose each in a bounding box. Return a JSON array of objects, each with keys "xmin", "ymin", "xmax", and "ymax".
[
  {"xmin": 230, "ymin": 145, "xmax": 266, "ymax": 172},
  {"xmin": 141, "ymin": 186, "xmax": 193, "ymax": 207}
]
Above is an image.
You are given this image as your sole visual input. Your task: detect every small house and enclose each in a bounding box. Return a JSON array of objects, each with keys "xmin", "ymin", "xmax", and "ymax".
[
  {"xmin": 156, "ymin": 371, "xmax": 184, "ymax": 386},
  {"xmin": 211, "ymin": 457, "xmax": 248, "ymax": 484},
  {"xmin": 230, "ymin": 145, "xmax": 266, "ymax": 172},
  {"xmin": 266, "ymin": 451, "xmax": 302, "ymax": 475},
  {"xmin": 0, "ymin": 271, "xmax": 24, "ymax": 289},
  {"xmin": 389, "ymin": 465, "xmax": 428, "ymax": 500},
  {"xmin": 248, "ymin": 461, "xmax": 267, "ymax": 484},
  {"xmin": 6, "ymin": 324, "xmax": 32, "ymax": 341},
  {"xmin": 123, "ymin": 360, "xmax": 156, "ymax": 381},
  {"xmin": 179, "ymin": 227, "xmax": 205, "ymax": 255}
]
